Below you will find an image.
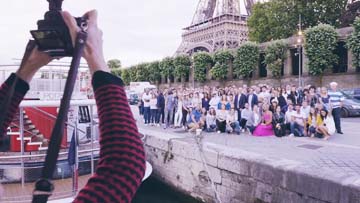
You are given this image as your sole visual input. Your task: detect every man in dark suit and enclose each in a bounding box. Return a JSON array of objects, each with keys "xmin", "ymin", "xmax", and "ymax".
[{"xmin": 247, "ymin": 88, "xmax": 258, "ymax": 110}]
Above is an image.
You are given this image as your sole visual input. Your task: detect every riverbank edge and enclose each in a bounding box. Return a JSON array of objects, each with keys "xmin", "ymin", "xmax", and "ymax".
[{"xmin": 141, "ymin": 127, "xmax": 360, "ymax": 203}]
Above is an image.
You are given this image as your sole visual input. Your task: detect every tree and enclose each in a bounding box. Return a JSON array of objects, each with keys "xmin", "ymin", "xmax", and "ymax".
[
  {"xmin": 248, "ymin": 0, "xmax": 348, "ymax": 43},
  {"xmin": 264, "ymin": 40, "xmax": 288, "ymax": 79},
  {"xmin": 210, "ymin": 63, "xmax": 228, "ymax": 81},
  {"xmin": 159, "ymin": 57, "xmax": 175, "ymax": 83},
  {"xmin": 108, "ymin": 59, "xmax": 122, "ymax": 76},
  {"xmin": 304, "ymin": 24, "xmax": 338, "ymax": 85},
  {"xmin": 173, "ymin": 55, "xmax": 191, "ymax": 81},
  {"xmin": 233, "ymin": 42, "xmax": 259, "ymax": 83},
  {"xmin": 129, "ymin": 66, "xmax": 138, "ymax": 82},
  {"xmin": 210, "ymin": 50, "xmax": 234, "ymax": 80},
  {"xmin": 193, "ymin": 52, "xmax": 213, "ymax": 83},
  {"xmin": 340, "ymin": 1, "xmax": 360, "ymax": 27},
  {"xmin": 136, "ymin": 63, "xmax": 150, "ymax": 82},
  {"xmin": 147, "ymin": 61, "xmax": 162, "ymax": 84},
  {"xmin": 347, "ymin": 17, "xmax": 360, "ymax": 72},
  {"xmin": 121, "ymin": 68, "xmax": 131, "ymax": 86}
]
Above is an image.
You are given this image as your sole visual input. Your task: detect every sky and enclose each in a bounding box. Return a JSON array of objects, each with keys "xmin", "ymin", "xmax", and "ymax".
[{"xmin": 0, "ymin": 1, "xmax": 247, "ymax": 67}]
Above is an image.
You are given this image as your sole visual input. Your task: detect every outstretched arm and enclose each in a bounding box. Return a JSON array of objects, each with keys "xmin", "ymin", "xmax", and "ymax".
[
  {"xmin": 62, "ymin": 10, "xmax": 146, "ymax": 202},
  {"xmin": 0, "ymin": 41, "xmax": 52, "ymax": 146},
  {"xmin": 74, "ymin": 71, "xmax": 145, "ymax": 203}
]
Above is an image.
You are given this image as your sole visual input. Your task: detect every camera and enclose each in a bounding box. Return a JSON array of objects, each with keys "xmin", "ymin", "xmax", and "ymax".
[{"xmin": 30, "ymin": 0, "xmax": 87, "ymax": 57}]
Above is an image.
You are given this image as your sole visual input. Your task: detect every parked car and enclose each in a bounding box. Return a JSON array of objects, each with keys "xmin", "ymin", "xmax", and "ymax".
[
  {"xmin": 126, "ymin": 91, "xmax": 139, "ymax": 105},
  {"xmin": 340, "ymin": 90, "xmax": 360, "ymax": 117},
  {"xmin": 342, "ymin": 88, "xmax": 360, "ymax": 100}
]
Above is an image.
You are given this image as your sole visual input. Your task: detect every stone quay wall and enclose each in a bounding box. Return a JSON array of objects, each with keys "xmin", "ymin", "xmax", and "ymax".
[{"xmin": 143, "ymin": 130, "xmax": 360, "ymax": 203}]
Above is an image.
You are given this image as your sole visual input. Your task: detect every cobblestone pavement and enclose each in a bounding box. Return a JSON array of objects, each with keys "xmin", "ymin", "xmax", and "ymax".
[{"xmin": 133, "ymin": 106, "xmax": 360, "ymax": 179}]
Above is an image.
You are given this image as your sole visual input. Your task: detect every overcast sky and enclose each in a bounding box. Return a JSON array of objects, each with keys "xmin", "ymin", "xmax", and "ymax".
[{"xmin": 0, "ymin": 1, "xmax": 247, "ymax": 67}]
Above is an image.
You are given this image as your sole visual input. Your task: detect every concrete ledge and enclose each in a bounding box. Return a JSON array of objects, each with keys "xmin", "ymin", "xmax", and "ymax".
[{"xmin": 141, "ymin": 128, "xmax": 360, "ymax": 203}]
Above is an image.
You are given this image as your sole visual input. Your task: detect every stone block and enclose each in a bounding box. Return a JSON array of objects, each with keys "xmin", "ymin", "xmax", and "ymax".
[
  {"xmin": 253, "ymin": 182, "xmax": 273, "ymax": 203},
  {"xmin": 171, "ymin": 139, "xmax": 219, "ymax": 167}
]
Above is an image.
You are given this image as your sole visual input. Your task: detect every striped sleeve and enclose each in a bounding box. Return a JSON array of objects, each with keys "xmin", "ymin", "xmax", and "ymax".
[
  {"xmin": 0, "ymin": 73, "xmax": 29, "ymax": 146},
  {"xmin": 74, "ymin": 71, "xmax": 146, "ymax": 203}
]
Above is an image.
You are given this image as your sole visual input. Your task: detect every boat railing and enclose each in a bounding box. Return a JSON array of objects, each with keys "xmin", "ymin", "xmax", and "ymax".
[{"xmin": 0, "ymin": 100, "xmax": 99, "ymax": 203}]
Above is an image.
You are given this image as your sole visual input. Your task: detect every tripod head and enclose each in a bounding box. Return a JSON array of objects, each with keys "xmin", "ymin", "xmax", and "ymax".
[
  {"xmin": 30, "ymin": 0, "xmax": 85, "ymax": 57},
  {"xmin": 48, "ymin": 0, "xmax": 63, "ymax": 11}
]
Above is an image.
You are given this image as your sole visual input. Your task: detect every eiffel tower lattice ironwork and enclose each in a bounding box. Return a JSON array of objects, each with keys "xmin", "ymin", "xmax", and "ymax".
[{"xmin": 175, "ymin": 0, "xmax": 258, "ymax": 55}]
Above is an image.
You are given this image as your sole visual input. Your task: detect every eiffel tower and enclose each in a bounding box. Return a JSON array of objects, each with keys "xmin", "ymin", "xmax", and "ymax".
[{"xmin": 175, "ymin": 0, "xmax": 258, "ymax": 55}]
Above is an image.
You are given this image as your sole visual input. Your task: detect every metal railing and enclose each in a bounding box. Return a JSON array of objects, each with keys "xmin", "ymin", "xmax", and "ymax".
[{"xmin": 0, "ymin": 100, "xmax": 99, "ymax": 202}]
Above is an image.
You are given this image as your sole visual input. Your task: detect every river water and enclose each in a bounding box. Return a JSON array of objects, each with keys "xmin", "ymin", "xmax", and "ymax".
[{"xmin": 132, "ymin": 176, "xmax": 203, "ymax": 203}]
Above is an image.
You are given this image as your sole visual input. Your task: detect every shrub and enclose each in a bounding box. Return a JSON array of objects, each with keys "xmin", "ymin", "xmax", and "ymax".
[
  {"xmin": 304, "ymin": 24, "xmax": 338, "ymax": 77},
  {"xmin": 233, "ymin": 42, "xmax": 260, "ymax": 79},
  {"xmin": 193, "ymin": 52, "xmax": 213, "ymax": 83},
  {"xmin": 264, "ymin": 40, "xmax": 287, "ymax": 78}
]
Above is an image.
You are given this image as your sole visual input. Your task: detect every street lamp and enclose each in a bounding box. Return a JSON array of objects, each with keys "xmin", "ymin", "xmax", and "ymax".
[{"xmin": 297, "ymin": 14, "xmax": 303, "ymax": 88}]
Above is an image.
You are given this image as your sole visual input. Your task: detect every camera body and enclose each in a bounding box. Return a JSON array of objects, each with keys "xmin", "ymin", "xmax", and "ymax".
[{"xmin": 30, "ymin": 0, "xmax": 86, "ymax": 57}]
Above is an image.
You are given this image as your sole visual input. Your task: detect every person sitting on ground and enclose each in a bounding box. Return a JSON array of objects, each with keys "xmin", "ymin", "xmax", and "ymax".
[
  {"xmin": 316, "ymin": 109, "xmax": 336, "ymax": 140},
  {"xmin": 284, "ymin": 103, "xmax": 294, "ymax": 132},
  {"xmin": 307, "ymin": 107, "xmax": 322, "ymax": 138},
  {"xmin": 240, "ymin": 103, "xmax": 252, "ymax": 132},
  {"xmin": 200, "ymin": 107, "xmax": 208, "ymax": 130},
  {"xmin": 300, "ymin": 100, "xmax": 311, "ymax": 120},
  {"xmin": 0, "ymin": 10, "xmax": 146, "ymax": 203},
  {"xmin": 206, "ymin": 107, "xmax": 217, "ymax": 132},
  {"xmin": 253, "ymin": 103, "xmax": 274, "ymax": 136},
  {"xmin": 226, "ymin": 108, "xmax": 241, "ymax": 135},
  {"xmin": 246, "ymin": 105, "xmax": 261, "ymax": 135},
  {"xmin": 187, "ymin": 105, "xmax": 203, "ymax": 133},
  {"xmin": 290, "ymin": 104, "xmax": 307, "ymax": 137},
  {"xmin": 272, "ymin": 106, "xmax": 286, "ymax": 137},
  {"xmin": 216, "ymin": 104, "xmax": 228, "ymax": 133}
]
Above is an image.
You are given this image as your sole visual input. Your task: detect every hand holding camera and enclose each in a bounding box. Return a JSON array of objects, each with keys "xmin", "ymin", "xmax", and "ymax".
[{"xmin": 62, "ymin": 10, "xmax": 109, "ymax": 75}]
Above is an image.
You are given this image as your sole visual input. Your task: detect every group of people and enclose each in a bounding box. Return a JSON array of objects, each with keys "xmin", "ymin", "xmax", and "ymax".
[{"xmin": 139, "ymin": 81, "xmax": 345, "ymax": 140}]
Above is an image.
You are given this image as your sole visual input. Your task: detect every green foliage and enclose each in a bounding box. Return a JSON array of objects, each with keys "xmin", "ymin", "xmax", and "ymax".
[
  {"xmin": 233, "ymin": 42, "xmax": 259, "ymax": 79},
  {"xmin": 173, "ymin": 55, "xmax": 191, "ymax": 78},
  {"xmin": 107, "ymin": 59, "xmax": 121, "ymax": 69},
  {"xmin": 304, "ymin": 24, "xmax": 339, "ymax": 76},
  {"xmin": 159, "ymin": 57, "xmax": 175, "ymax": 79},
  {"xmin": 128, "ymin": 66, "xmax": 138, "ymax": 82},
  {"xmin": 346, "ymin": 17, "xmax": 360, "ymax": 69},
  {"xmin": 108, "ymin": 59, "xmax": 122, "ymax": 77},
  {"xmin": 193, "ymin": 52, "xmax": 213, "ymax": 83},
  {"xmin": 248, "ymin": 0, "xmax": 348, "ymax": 43},
  {"xmin": 111, "ymin": 68, "xmax": 122, "ymax": 77},
  {"xmin": 210, "ymin": 63, "xmax": 228, "ymax": 80},
  {"xmin": 210, "ymin": 50, "xmax": 234, "ymax": 80},
  {"xmin": 135, "ymin": 63, "xmax": 150, "ymax": 81},
  {"xmin": 213, "ymin": 50, "xmax": 234, "ymax": 64},
  {"xmin": 121, "ymin": 68, "xmax": 131, "ymax": 86},
  {"xmin": 147, "ymin": 61, "xmax": 161, "ymax": 83},
  {"xmin": 264, "ymin": 40, "xmax": 288, "ymax": 78}
]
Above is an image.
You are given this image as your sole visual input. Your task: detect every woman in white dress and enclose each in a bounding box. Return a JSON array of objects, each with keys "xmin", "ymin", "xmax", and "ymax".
[{"xmin": 317, "ymin": 109, "xmax": 336, "ymax": 140}]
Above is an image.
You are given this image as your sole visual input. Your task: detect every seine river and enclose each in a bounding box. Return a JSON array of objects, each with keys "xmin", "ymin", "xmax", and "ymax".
[{"xmin": 132, "ymin": 176, "xmax": 202, "ymax": 203}]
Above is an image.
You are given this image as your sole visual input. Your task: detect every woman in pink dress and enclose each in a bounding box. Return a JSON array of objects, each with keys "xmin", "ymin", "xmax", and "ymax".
[{"xmin": 253, "ymin": 103, "xmax": 274, "ymax": 136}]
